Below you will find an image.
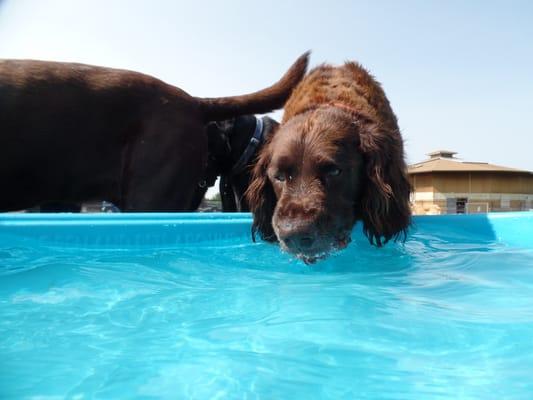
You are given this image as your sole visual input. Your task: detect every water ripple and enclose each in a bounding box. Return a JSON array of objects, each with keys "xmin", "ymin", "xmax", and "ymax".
[{"xmin": 1, "ymin": 234, "xmax": 533, "ymax": 398}]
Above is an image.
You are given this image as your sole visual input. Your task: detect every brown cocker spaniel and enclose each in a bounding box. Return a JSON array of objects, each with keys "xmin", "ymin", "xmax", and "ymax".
[{"xmin": 246, "ymin": 60, "xmax": 411, "ymax": 263}]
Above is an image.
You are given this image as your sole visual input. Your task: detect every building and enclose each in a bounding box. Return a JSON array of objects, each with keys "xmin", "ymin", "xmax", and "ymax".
[{"xmin": 408, "ymin": 150, "xmax": 533, "ymax": 215}]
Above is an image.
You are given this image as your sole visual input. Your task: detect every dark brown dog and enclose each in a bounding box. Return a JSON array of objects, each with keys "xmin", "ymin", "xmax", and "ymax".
[
  {"xmin": 246, "ymin": 61, "xmax": 411, "ymax": 263},
  {"xmin": 0, "ymin": 53, "xmax": 308, "ymax": 212}
]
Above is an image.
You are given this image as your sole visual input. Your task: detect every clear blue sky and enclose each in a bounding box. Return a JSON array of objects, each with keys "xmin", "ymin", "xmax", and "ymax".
[{"xmin": 1, "ymin": 0, "xmax": 532, "ymax": 174}]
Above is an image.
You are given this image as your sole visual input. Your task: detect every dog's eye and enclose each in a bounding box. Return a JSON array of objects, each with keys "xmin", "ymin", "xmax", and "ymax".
[
  {"xmin": 323, "ymin": 164, "xmax": 342, "ymax": 177},
  {"xmin": 274, "ymin": 172, "xmax": 292, "ymax": 182},
  {"xmin": 328, "ymin": 167, "xmax": 342, "ymax": 176}
]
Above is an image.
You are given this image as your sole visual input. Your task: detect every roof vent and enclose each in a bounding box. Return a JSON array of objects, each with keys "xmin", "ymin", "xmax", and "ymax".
[{"xmin": 427, "ymin": 150, "xmax": 457, "ymax": 159}]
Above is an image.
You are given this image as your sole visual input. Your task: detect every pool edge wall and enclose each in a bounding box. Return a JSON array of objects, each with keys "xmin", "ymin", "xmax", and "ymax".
[{"xmin": 0, "ymin": 212, "xmax": 532, "ymax": 248}]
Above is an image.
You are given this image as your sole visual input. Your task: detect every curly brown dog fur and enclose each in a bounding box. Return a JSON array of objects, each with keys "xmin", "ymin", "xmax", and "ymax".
[{"xmin": 246, "ymin": 61, "xmax": 411, "ymax": 262}]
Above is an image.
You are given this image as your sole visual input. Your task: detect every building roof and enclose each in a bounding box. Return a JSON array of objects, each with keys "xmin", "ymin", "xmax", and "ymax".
[
  {"xmin": 408, "ymin": 151, "xmax": 533, "ymax": 175},
  {"xmin": 426, "ymin": 149, "xmax": 457, "ymax": 159}
]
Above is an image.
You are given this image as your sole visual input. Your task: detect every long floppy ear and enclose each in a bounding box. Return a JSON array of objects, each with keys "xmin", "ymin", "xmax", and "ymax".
[
  {"xmin": 358, "ymin": 122, "xmax": 412, "ymax": 246},
  {"xmin": 245, "ymin": 147, "xmax": 278, "ymax": 242}
]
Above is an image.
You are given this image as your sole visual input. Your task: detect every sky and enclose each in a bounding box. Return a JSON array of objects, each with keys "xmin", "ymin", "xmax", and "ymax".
[{"xmin": 1, "ymin": 0, "xmax": 532, "ymax": 186}]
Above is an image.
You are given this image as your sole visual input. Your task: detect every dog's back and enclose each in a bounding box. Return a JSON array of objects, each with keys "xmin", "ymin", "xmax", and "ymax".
[
  {"xmin": 0, "ymin": 54, "xmax": 309, "ymax": 211},
  {"xmin": 0, "ymin": 60, "xmax": 171, "ymax": 210},
  {"xmin": 282, "ymin": 62, "xmax": 398, "ymax": 132}
]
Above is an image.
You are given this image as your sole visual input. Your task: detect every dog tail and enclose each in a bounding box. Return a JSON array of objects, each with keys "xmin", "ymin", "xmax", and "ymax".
[{"xmin": 196, "ymin": 51, "xmax": 310, "ymax": 121}]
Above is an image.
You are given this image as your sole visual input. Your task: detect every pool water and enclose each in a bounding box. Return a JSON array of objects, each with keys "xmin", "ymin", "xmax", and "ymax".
[{"xmin": 1, "ymin": 213, "xmax": 533, "ymax": 399}]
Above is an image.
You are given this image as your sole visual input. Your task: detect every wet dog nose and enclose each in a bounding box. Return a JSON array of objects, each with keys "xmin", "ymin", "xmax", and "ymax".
[
  {"xmin": 276, "ymin": 212, "xmax": 319, "ymax": 252},
  {"xmin": 296, "ymin": 235, "xmax": 315, "ymax": 249},
  {"xmin": 282, "ymin": 232, "xmax": 316, "ymax": 250}
]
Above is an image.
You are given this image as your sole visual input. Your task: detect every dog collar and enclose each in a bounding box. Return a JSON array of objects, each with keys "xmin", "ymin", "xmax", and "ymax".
[{"xmin": 231, "ymin": 116, "xmax": 264, "ymax": 174}]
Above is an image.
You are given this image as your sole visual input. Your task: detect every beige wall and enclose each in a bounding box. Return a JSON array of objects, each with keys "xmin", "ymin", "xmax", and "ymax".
[
  {"xmin": 410, "ymin": 173, "xmax": 433, "ymax": 192},
  {"xmin": 433, "ymin": 172, "xmax": 533, "ymax": 194},
  {"xmin": 411, "ymin": 172, "xmax": 533, "ymax": 195},
  {"xmin": 433, "ymin": 172, "xmax": 469, "ymax": 192}
]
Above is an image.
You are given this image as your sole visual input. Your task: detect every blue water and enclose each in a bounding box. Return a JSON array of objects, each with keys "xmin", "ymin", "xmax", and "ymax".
[{"xmin": 1, "ymin": 215, "xmax": 533, "ymax": 399}]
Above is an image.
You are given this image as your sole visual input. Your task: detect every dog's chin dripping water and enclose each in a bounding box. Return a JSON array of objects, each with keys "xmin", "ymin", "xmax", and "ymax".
[
  {"xmin": 296, "ymin": 235, "xmax": 353, "ymax": 265},
  {"xmin": 283, "ymin": 233, "xmax": 353, "ymax": 265}
]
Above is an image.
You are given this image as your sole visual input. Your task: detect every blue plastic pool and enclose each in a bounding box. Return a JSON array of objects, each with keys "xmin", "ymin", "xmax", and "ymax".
[{"xmin": 1, "ymin": 212, "xmax": 532, "ymax": 399}]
